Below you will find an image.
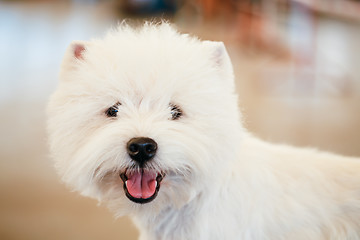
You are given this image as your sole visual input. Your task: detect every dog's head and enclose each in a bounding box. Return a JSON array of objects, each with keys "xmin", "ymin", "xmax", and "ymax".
[{"xmin": 47, "ymin": 23, "xmax": 243, "ymax": 216}]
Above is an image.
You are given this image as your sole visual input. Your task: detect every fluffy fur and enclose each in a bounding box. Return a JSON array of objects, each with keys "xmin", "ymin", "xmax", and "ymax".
[{"xmin": 47, "ymin": 23, "xmax": 360, "ymax": 240}]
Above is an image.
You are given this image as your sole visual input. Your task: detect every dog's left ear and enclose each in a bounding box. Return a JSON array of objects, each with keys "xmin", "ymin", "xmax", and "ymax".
[{"xmin": 203, "ymin": 41, "xmax": 234, "ymax": 84}]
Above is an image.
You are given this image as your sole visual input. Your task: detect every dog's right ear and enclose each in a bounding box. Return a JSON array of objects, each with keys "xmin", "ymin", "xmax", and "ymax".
[{"xmin": 60, "ymin": 41, "xmax": 89, "ymax": 72}]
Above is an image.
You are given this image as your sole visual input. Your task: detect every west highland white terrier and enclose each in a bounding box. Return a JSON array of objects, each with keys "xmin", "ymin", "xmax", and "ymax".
[{"xmin": 47, "ymin": 23, "xmax": 360, "ymax": 240}]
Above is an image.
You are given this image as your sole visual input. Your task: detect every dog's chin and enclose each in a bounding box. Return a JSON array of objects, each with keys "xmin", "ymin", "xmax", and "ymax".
[{"xmin": 120, "ymin": 168, "xmax": 165, "ymax": 204}]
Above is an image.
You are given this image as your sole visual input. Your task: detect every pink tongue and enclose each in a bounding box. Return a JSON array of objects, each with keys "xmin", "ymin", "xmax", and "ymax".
[{"xmin": 126, "ymin": 170, "xmax": 157, "ymax": 199}]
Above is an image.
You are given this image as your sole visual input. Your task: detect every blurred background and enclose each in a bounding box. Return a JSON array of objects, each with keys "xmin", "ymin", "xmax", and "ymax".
[{"xmin": 0, "ymin": 0, "xmax": 360, "ymax": 239}]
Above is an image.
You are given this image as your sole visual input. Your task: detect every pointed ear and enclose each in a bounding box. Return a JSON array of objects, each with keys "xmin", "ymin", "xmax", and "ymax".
[
  {"xmin": 60, "ymin": 41, "xmax": 89, "ymax": 72},
  {"xmin": 203, "ymin": 41, "xmax": 234, "ymax": 85}
]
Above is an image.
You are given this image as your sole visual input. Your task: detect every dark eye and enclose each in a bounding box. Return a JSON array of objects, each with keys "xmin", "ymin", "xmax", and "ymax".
[
  {"xmin": 106, "ymin": 103, "xmax": 120, "ymax": 118},
  {"xmin": 170, "ymin": 103, "xmax": 182, "ymax": 120}
]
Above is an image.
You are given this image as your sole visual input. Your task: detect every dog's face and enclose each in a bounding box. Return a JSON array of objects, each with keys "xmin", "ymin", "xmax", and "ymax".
[{"xmin": 47, "ymin": 24, "xmax": 242, "ymax": 216}]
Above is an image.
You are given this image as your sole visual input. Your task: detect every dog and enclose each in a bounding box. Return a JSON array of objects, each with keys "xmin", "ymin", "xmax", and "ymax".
[{"xmin": 47, "ymin": 23, "xmax": 360, "ymax": 239}]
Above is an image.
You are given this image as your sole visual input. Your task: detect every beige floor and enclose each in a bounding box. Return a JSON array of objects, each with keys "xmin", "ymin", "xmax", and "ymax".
[{"xmin": 0, "ymin": 1, "xmax": 359, "ymax": 240}]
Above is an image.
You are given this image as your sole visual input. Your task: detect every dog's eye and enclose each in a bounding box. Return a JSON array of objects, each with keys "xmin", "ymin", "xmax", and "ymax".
[
  {"xmin": 106, "ymin": 102, "xmax": 120, "ymax": 118},
  {"xmin": 170, "ymin": 103, "xmax": 182, "ymax": 120}
]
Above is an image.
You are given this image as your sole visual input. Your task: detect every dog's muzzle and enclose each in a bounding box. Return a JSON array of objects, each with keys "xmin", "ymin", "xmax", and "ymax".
[{"xmin": 120, "ymin": 137, "xmax": 164, "ymax": 204}]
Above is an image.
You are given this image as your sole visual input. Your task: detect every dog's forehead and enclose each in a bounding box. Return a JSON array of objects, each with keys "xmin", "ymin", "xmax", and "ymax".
[
  {"xmin": 103, "ymin": 42, "xmax": 204, "ymax": 78},
  {"xmin": 84, "ymin": 42, "xmax": 210, "ymax": 99}
]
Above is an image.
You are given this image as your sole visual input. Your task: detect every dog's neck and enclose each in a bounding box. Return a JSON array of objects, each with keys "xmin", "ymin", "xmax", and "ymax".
[
  {"xmin": 133, "ymin": 194, "xmax": 205, "ymax": 240},
  {"xmin": 132, "ymin": 177, "xmax": 241, "ymax": 240}
]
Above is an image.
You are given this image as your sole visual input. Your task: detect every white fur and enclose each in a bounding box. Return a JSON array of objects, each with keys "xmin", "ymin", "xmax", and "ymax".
[{"xmin": 47, "ymin": 23, "xmax": 360, "ymax": 240}]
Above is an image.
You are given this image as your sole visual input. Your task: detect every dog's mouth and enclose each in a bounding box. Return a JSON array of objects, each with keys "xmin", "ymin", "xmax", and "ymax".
[{"xmin": 120, "ymin": 168, "xmax": 164, "ymax": 204}]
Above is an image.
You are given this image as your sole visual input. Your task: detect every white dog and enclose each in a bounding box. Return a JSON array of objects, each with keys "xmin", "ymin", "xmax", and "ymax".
[{"xmin": 47, "ymin": 23, "xmax": 360, "ymax": 240}]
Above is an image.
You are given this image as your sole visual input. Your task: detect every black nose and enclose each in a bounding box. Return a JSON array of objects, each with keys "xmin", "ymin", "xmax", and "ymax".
[{"xmin": 126, "ymin": 137, "xmax": 157, "ymax": 165}]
